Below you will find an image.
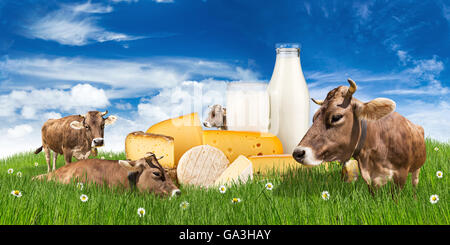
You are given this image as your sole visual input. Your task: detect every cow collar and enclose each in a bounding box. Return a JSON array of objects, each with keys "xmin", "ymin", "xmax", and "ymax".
[{"xmin": 352, "ymin": 119, "xmax": 367, "ymax": 158}]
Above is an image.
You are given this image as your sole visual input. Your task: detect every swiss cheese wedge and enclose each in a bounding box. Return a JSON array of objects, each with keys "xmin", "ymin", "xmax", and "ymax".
[
  {"xmin": 202, "ymin": 130, "xmax": 283, "ymax": 162},
  {"xmin": 214, "ymin": 155, "xmax": 253, "ymax": 186},
  {"xmin": 177, "ymin": 145, "xmax": 229, "ymax": 188},
  {"xmin": 248, "ymin": 154, "xmax": 306, "ymax": 175},
  {"xmin": 146, "ymin": 113, "xmax": 203, "ymax": 166},
  {"xmin": 125, "ymin": 131, "xmax": 175, "ymax": 168}
]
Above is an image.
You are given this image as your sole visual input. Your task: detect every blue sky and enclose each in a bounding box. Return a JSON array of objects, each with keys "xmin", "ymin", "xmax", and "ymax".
[{"xmin": 0, "ymin": 0, "xmax": 449, "ymax": 157}]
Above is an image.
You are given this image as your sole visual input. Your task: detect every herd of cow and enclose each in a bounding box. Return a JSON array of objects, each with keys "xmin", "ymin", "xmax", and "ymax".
[{"xmin": 32, "ymin": 79, "xmax": 427, "ymax": 198}]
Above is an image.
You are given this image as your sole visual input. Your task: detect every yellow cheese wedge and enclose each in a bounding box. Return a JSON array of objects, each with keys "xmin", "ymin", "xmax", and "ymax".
[
  {"xmin": 202, "ymin": 130, "xmax": 283, "ymax": 163},
  {"xmin": 214, "ymin": 155, "xmax": 253, "ymax": 186},
  {"xmin": 146, "ymin": 113, "xmax": 203, "ymax": 166},
  {"xmin": 125, "ymin": 131, "xmax": 175, "ymax": 168},
  {"xmin": 177, "ymin": 145, "xmax": 229, "ymax": 188},
  {"xmin": 248, "ymin": 154, "xmax": 306, "ymax": 175}
]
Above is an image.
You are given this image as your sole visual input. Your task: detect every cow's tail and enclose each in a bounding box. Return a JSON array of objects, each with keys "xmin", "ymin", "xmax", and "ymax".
[{"xmin": 34, "ymin": 146, "xmax": 43, "ymax": 154}]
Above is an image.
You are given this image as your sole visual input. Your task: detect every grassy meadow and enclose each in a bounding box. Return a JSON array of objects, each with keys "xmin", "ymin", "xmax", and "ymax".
[{"xmin": 0, "ymin": 139, "xmax": 448, "ymax": 225}]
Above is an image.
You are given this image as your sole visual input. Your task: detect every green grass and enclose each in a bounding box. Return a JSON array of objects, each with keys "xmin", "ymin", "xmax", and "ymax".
[{"xmin": 0, "ymin": 139, "xmax": 448, "ymax": 225}]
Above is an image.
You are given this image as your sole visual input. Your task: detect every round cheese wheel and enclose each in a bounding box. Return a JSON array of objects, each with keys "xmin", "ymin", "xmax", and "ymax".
[{"xmin": 177, "ymin": 145, "xmax": 229, "ymax": 188}]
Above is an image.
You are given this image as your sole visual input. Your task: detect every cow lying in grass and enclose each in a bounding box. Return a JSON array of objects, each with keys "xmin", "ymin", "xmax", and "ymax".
[
  {"xmin": 33, "ymin": 152, "xmax": 181, "ymax": 197},
  {"xmin": 293, "ymin": 78, "xmax": 426, "ymax": 195}
]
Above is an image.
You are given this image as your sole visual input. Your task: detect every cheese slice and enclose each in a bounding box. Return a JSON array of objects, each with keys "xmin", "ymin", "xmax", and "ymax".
[
  {"xmin": 202, "ymin": 130, "xmax": 283, "ymax": 163},
  {"xmin": 146, "ymin": 112, "xmax": 203, "ymax": 166},
  {"xmin": 177, "ymin": 145, "xmax": 229, "ymax": 188},
  {"xmin": 248, "ymin": 154, "xmax": 306, "ymax": 175},
  {"xmin": 214, "ymin": 155, "xmax": 253, "ymax": 186},
  {"xmin": 125, "ymin": 131, "xmax": 175, "ymax": 168}
]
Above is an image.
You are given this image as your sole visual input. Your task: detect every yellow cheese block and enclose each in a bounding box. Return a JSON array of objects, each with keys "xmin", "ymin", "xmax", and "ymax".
[
  {"xmin": 125, "ymin": 131, "xmax": 175, "ymax": 168},
  {"xmin": 214, "ymin": 155, "xmax": 253, "ymax": 186},
  {"xmin": 202, "ymin": 130, "xmax": 283, "ymax": 163},
  {"xmin": 146, "ymin": 113, "xmax": 203, "ymax": 166},
  {"xmin": 248, "ymin": 154, "xmax": 306, "ymax": 175}
]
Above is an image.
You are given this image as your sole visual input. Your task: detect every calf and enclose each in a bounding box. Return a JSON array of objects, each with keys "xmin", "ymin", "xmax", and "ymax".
[
  {"xmin": 293, "ymin": 79, "xmax": 426, "ymax": 194},
  {"xmin": 35, "ymin": 110, "xmax": 117, "ymax": 172},
  {"xmin": 33, "ymin": 152, "xmax": 181, "ymax": 197},
  {"xmin": 203, "ymin": 104, "xmax": 228, "ymax": 130}
]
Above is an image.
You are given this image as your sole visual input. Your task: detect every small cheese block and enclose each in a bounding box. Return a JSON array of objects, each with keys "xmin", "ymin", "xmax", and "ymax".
[
  {"xmin": 125, "ymin": 131, "xmax": 175, "ymax": 168},
  {"xmin": 341, "ymin": 159, "xmax": 359, "ymax": 182},
  {"xmin": 248, "ymin": 154, "xmax": 306, "ymax": 175},
  {"xmin": 202, "ymin": 130, "xmax": 283, "ymax": 163},
  {"xmin": 146, "ymin": 113, "xmax": 203, "ymax": 166},
  {"xmin": 177, "ymin": 145, "xmax": 229, "ymax": 188},
  {"xmin": 214, "ymin": 155, "xmax": 253, "ymax": 186}
]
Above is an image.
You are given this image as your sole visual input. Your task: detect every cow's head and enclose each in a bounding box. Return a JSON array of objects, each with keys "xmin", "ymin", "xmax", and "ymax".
[
  {"xmin": 69, "ymin": 110, "xmax": 117, "ymax": 148},
  {"xmin": 118, "ymin": 152, "xmax": 181, "ymax": 197},
  {"xmin": 293, "ymin": 79, "xmax": 396, "ymax": 166},
  {"xmin": 203, "ymin": 104, "xmax": 226, "ymax": 128}
]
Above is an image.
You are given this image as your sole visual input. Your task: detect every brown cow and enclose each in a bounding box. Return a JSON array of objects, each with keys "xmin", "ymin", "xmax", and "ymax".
[
  {"xmin": 33, "ymin": 152, "xmax": 181, "ymax": 197},
  {"xmin": 35, "ymin": 110, "xmax": 117, "ymax": 172},
  {"xmin": 203, "ymin": 104, "xmax": 228, "ymax": 130},
  {"xmin": 293, "ymin": 79, "xmax": 426, "ymax": 194}
]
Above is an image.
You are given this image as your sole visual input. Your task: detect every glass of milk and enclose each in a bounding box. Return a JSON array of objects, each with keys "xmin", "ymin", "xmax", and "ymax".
[{"xmin": 226, "ymin": 82, "xmax": 269, "ymax": 132}]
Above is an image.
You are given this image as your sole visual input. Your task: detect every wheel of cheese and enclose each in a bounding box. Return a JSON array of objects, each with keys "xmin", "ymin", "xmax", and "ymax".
[{"xmin": 177, "ymin": 145, "xmax": 229, "ymax": 188}]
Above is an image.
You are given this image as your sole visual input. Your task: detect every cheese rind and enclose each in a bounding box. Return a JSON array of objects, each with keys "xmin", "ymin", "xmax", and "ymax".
[
  {"xmin": 125, "ymin": 131, "xmax": 175, "ymax": 168},
  {"xmin": 214, "ymin": 155, "xmax": 253, "ymax": 186},
  {"xmin": 248, "ymin": 154, "xmax": 306, "ymax": 175},
  {"xmin": 146, "ymin": 113, "xmax": 203, "ymax": 166},
  {"xmin": 202, "ymin": 130, "xmax": 283, "ymax": 163},
  {"xmin": 177, "ymin": 145, "xmax": 229, "ymax": 188}
]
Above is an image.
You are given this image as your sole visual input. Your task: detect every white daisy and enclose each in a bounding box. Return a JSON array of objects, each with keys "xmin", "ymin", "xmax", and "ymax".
[
  {"xmin": 34, "ymin": 162, "xmax": 39, "ymax": 167},
  {"xmin": 76, "ymin": 182, "xmax": 84, "ymax": 190},
  {"xmin": 137, "ymin": 207, "xmax": 146, "ymax": 217},
  {"xmin": 265, "ymin": 182, "xmax": 274, "ymax": 190},
  {"xmin": 436, "ymin": 171, "xmax": 443, "ymax": 179},
  {"xmin": 231, "ymin": 197, "xmax": 241, "ymax": 204},
  {"xmin": 434, "ymin": 147, "xmax": 439, "ymax": 151},
  {"xmin": 321, "ymin": 191, "xmax": 330, "ymax": 200},
  {"xmin": 180, "ymin": 201, "xmax": 189, "ymax": 210},
  {"xmin": 7, "ymin": 168, "xmax": 13, "ymax": 174},
  {"xmin": 430, "ymin": 195, "xmax": 439, "ymax": 204},
  {"xmin": 219, "ymin": 185, "xmax": 227, "ymax": 194},
  {"xmin": 80, "ymin": 194, "xmax": 89, "ymax": 202},
  {"xmin": 101, "ymin": 156, "xmax": 105, "ymax": 160},
  {"xmin": 109, "ymin": 154, "xmax": 113, "ymax": 158},
  {"xmin": 16, "ymin": 171, "xmax": 22, "ymax": 178},
  {"xmin": 11, "ymin": 190, "xmax": 22, "ymax": 197}
]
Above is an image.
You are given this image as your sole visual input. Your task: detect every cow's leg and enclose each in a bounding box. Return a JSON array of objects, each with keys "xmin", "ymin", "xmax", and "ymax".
[
  {"xmin": 411, "ymin": 168, "xmax": 421, "ymax": 199},
  {"xmin": 63, "ymin": 148, "xmax": 73, "ymax": 165},
  {"xmin": 43, "ymin": 146, "xmax": 51, "ymax": 173},
  {"xmin": 52, "ymin": 152, "xmax": 58, "ymax": 171},
  {"xmin": 391, "ymin": 169, "xmax": 408, "ymax": 202}
]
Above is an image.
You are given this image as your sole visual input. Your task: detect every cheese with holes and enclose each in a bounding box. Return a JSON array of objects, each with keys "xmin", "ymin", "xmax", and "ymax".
[
  {"xmin": 214, "ymin": 155, "xmax": 253, "ymax": 186},
  {"xmin": 177, "ymin": 145, "xmax": 229, "ymax": 188},
  {"xmin": 248, "ymin": 154, "xmax": 305, "ymax": 175},
  {"xmin": 125, "ymin": 131, "xmax": 175, "ymax": 168},
  {"xmin": 202, "ymin": 130, "xmax": 283, "ymax": 162},
  {"xmin": 146, "ymin": 113, "xmax": 203, "ymax": 166}
]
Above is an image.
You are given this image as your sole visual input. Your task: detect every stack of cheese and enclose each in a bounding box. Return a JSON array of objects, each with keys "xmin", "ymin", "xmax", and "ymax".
[{"xmin": 125, "ymin": 112, "xmax": 305, "ymax": 187}]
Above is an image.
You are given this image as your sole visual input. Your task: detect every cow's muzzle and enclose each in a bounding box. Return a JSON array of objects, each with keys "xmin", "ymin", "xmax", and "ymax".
[
  {"xmin": 92, "ymin": 138, "xmax": 104, "ymax": 147},
  {"xmin": 293, "ymin": 146, "xmax": 322, "ymax": 166}
]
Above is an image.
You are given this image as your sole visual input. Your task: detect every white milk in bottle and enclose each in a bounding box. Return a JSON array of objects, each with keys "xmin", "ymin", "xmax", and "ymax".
[{"xmin": 267, "ymin": 43, "xmax": 310, "ymax": 153}]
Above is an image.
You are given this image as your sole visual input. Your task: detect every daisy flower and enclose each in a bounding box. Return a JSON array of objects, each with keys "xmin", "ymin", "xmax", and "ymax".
[
  {"xmin": 109, "ymin": 154, "xmax": 113, "ymax": 158},
  {"xmin": 180, "ymin": 201, "xmax": 189, "ymax": 210},
  {"xmin": 430, "ymin": 195, "xmax": 439, "ymax": 204},
  {"xmin": 11, "ymin": 190, "xmax": 22, "ymax": 197},
  {"xmin": 434, "ymin": 147, "xmax": 439, "ymax": 152},
  {"xmin": 321, "ymin": 191, "xmax": 330, "ymax": 200},
  {"xmin": 16, "ymin": 171, "xmax": 22, "ymax": 178},
  {"xmin": 76, "ymin": 182, "xmax": 84, "ymax": 190},
  {"xmin": 34, "ymin": 162, "xmax": 39, "ymax": 167},
  {"xmin": 7, "ymin": 168, "xmax": 13, "ymax": 174},
  {"xmin": 436, "ymin": 171, "xmax": 443, "ymax": 179},
  {"xmin": 265, "ymin": 182, "xmax": 274, "ymax": 190},
  {"xmin": 137, "ymin": 207, "xmax": 146, "ymax": 217},
  {"xmin": 101, "ymin": 156, "xmax": 105, "ymax": 160},
  {"xmin": 80, "ymin": 194, "xmax": 89, "ymax": 202},
  {"xmin": 231, "ymin": 197, "xmax": 241, "ymax": 204},
  {"xmin": 219, "ymin": 185, "xmax": 227, "ymax": 194}
]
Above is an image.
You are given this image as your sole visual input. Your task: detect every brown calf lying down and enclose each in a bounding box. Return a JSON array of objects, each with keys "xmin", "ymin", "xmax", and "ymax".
[{"xmin": 33, "ymin": 152, "xmax": 181, "ymax": 197}]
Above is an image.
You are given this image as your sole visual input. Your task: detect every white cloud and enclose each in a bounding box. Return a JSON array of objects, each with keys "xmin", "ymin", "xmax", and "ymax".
[
  {"xmin": 7, "ymin": 124, "xmax": 33, "ymax": 138},
  {"xmin": 24, "ymin": 1, "xmax": 144, "ymax": 46},
  {"xmin": 153, "ymin": 0, "xmax": 174, "ymax": 3}
]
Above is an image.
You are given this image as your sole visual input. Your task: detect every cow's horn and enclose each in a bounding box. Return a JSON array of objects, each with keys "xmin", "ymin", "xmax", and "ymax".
[
  {"xmin": 347, "ymin": 78, "xmax": 357, "ymax": 96},
  {"xmin": 101, "ymin": 110, "xmax": 108, "ymax": 116},
  {"xmin": 157, "ymin": 155, "xmax": 164, "ymax": 160},
  {"xmin": 311, "ymin": 98, "xmax": 324, "ymax": 105}
]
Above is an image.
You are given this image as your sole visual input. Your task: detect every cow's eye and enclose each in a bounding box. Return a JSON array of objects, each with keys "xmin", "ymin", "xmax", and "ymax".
[
  {"xmin": 152, "ymin": 171, "xmax": 161, "ymax": 177},
  {"xmin": 331, "ymin": 114, "xmax": 343, "ymax": 123},
  {"xmin": 85, "ymin": 125, "xmax": 90, "ymax": 130}
]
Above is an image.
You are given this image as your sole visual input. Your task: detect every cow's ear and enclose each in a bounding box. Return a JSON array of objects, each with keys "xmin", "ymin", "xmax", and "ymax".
[
  {"xmin": 354, "ymin": 98, "xmax": 396, "ymax": 121},
  {"xmin": 105, "ymin": 115, "xmax": 117, "ymax": 125},
  {"xmin": 70, "ymin": 121, "xmax": 84, "ymax": 130},
  {"xmin": 118, "ymin": 160, "xmax": 143, "ymax": 171}
]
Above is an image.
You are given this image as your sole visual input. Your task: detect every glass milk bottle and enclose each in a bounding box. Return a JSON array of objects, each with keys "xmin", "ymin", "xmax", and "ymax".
[{"xmin": 267, "ymin": 43, "xmax": 310, "ymax": 153}]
